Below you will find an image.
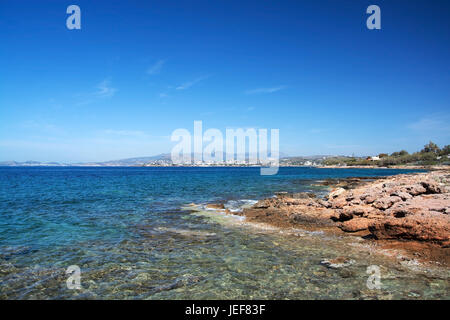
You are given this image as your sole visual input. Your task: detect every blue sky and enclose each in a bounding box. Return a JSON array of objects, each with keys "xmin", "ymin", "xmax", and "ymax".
[{"xmin": 0, "ymin": 0, "xmax": 449, "ymax": 162}]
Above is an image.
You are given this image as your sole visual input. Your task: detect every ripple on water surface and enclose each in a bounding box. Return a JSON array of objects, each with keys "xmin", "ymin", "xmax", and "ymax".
[{"xmin": 0, "ymin": 167, "xmax": 447, "ymax": 299}]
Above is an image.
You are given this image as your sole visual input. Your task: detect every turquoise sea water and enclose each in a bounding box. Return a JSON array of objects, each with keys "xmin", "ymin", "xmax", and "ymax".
[{"xmin": 0, "ymin": 167, "xmax": 448, "ymax": 299}]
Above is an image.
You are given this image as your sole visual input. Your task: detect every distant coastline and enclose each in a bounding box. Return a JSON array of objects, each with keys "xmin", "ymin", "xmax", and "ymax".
[
  {"xmin": 1, "ymin": 163, "xmax": 448, "ymax": 171},
  {"xmin": 2, "ymin": 141, "xmax": 448, "ymax": 168}
]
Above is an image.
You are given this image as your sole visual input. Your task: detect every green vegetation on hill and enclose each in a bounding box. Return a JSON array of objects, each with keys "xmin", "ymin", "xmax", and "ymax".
[{"xmin": 322, "ymin": 141, "xmax": 450, "ymax": 167}]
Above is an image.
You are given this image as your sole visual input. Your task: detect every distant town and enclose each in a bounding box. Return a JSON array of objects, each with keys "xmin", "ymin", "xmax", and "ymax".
[
  {"xmin": 1, "ymin": 142, "xmax": 448, "ymax": 168},
  {"xmin": 0, "ymin": 155, "xmax": 329, "ymax": 167}
]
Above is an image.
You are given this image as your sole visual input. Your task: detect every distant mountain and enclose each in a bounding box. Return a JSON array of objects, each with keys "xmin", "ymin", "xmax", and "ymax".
[
  {"xmin": 0, "ymin": 154, "xmax": 172, "ymax": 167},
  {"xmin": 1, "ymin": 153, "xmax": 343, "ymax": 167},
  {"xmin": 0, "ymin": 161, "xmax": 19, "ymax": 166},
  {"xmin": 0, "ymin": 160, "xmax": 69, "ymax": 166},
  {"xmin": 73, "ymin": 154, "xmax": 172, "ymax": 166}
]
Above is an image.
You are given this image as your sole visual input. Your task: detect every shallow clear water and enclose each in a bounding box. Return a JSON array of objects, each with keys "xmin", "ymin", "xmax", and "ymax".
[{"xmin": 0, "ymin": 167, "xmax": 448, "ymax": 299}]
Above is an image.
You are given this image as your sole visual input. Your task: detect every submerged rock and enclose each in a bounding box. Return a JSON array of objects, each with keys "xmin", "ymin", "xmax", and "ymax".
[
  {"xmin": 156, "ymin": 227, "xmax": 217, "ymax": 238},
  {"xmin": 320, "ymin": 257, "xmax": 355, "ymax": 269},
  {"xmin": 148, "ymin": 275, "xmax": 205, "ymax": 295},
  {"xmin": 206, "ymin": 203, "xmax": 225, "ymax": 209}
]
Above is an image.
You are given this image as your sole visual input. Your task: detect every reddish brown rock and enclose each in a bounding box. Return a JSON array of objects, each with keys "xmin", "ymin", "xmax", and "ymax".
[
  {"xmin": 253, "ymin": 200, "xmax": 270, "ymax": 209},
  {"xmin": 289, "ymin": 207, "xmax": 337, "ymax": 226},
  {"xmin": 329, "ymin": 197, "xmax": 348, "ymax": 209},
  {"xmin": 317, "ymin": 199, "xmax": 332, "ymax": 208},
  {"xmin": 369, "ymin": 214, "xmax": 450, "ymax": 244},
  {"xmin": 337, "ymin": 209, "xmax": 353, "ymax": 221},
  {"xmin": 328, "ymin": 187, "xmax": 345, "ymax": 199},
  {"xmin": 292, "ymin": 192, "xmax": 317, "ymax": 199},
  {"xmin": 420, "ymin": 181, "xmax": 444, "ymax": 194},
  {"xmin": 372, "ymin": 196, "xmax": 402, "ymax": 210},
  {"xmin": 339, "ymin": 218, "xmax": 372, "ymax": 232},
  {"xmin": 389, "ymin": 191, "xmax": 412, "ymax": 201},
  {"xmin": 206, "ymin": 203, "xmax": 225, "ymax": 209},
  {"xmin": 404, "ymin": 184, "xmax": 427, "ymax": 196},
  {"xmin": 387, "ymin": 194, "xmax": 450, "ymax": 217},
  {"xmin": 360, "ymin": 193, "xmax": 378, "ymax": 204},
  {"xmin": 240, "ymin": 170, "xmax": 450, "ymax": 249},
  {"xmin": 341, "ymin": 205, "xmax": 379, "ymax": 218}
]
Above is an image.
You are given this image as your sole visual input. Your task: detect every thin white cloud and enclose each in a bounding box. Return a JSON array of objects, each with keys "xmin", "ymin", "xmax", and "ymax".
[
  {"xmin": 176, "ymin": 76, "xmax": 209, "ymax": 90},
  {"xmin": 408, "ymin": 116, "xmax": 450, "ymax": 132},
  {"xmin": 20, "ymin": 120, "xmax": 64, "ymax": 135},
  {"xmin": 96, "ymin": 79, "xmax": 117, "ymax": 98},
  {"xmin": 245, "ymin": 86, "xmax": 286, "ymax": 95},
  {"xmin": 74, "ymin": 79, "xmax": 117, "ymax": 106},
  {"xmin": 101, "ymin": 129, "xmax": 148, "ymax": 138},
  {"xmin": 147, "ymin": 59, "xmax": 166, "ymax": 75}
]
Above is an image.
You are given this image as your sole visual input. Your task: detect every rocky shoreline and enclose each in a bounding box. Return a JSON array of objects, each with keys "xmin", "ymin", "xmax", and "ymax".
[
  {"xmin": 230, "ymin": 170, "xmax": 450, "ymax": 266},
  {"xmin": 315, "ymin": 165, "xmax": 450, "ymax": 170}
]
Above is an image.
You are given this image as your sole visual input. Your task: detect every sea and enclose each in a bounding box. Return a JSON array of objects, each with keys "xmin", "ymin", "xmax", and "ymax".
[{"xmin": 0, "ymin": 166, "xmax": 448, "ymax": 299}]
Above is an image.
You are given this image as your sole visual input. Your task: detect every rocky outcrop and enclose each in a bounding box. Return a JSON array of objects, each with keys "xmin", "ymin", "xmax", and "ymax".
[
  {"xmin": 242, "ymin": 170, "xmax": 450, "ymax": 246},
  {"xmin": 205, "ymin": 203, "xmax": 225, "ymax": 209},
  {"xmin": 328, "ymin": 188, "xmax": 345, "ymax": 199},
  {"xmin": 323, "ymin": 171, "xmax": 449, "ymax": 245},
  {"xmin": 241, "ymin": 193, "xmax": 337, "ymax": 228},
  {"xmin": 339, "ymin": 218, "xmax": 371, "ymax": 232},
  {"xmin": 369, "ymin": 214, "xmax": 450, "ymax": 245}
]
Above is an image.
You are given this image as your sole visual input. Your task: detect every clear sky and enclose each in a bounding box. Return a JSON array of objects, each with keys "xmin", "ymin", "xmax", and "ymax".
[{"xmin": 1, "ymin": 0, "xmax": 449, "ymax": 162}]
